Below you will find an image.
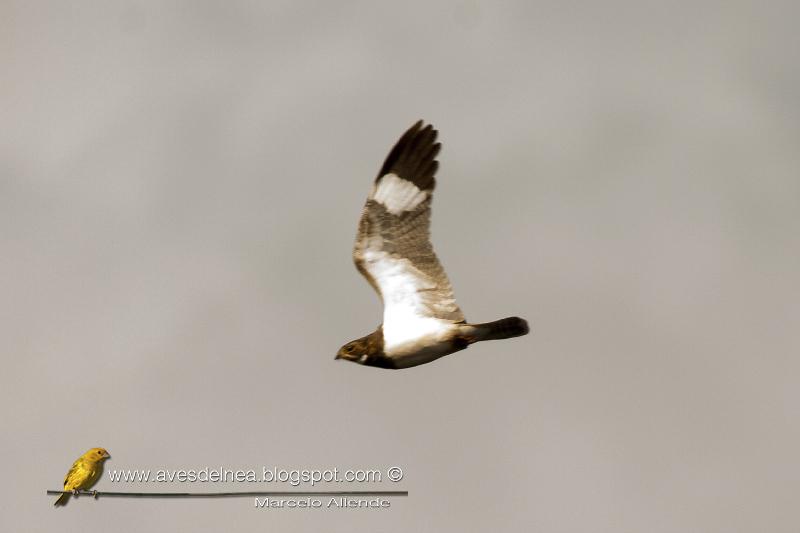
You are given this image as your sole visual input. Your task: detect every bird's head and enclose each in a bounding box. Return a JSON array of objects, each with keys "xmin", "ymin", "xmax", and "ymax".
[
  {"xmin": 335, "ymin": 328, "xmax": 394, "ymax": 368},
  {"xmin": 85, "ymin": 448, "xmax": 111, "ymax": 463},
  {"xmin": 336, "ymin": 336, "xmax": 372, "ymax": 364}
]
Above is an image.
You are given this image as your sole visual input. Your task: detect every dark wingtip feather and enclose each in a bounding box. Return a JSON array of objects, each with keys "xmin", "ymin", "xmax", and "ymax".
[{"xmin": 376, "ymin": 120, "xmax": 440, "ymax": 191}]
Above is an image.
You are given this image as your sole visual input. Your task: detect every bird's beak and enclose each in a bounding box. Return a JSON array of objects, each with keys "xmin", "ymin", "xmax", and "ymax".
[
  {"xmin": 334, "ymin": 353, "xmax": 341, "ymax": 360},
  {"xmin": 103, "ymin": 451, "xmax": 111, "ymax": 459}
]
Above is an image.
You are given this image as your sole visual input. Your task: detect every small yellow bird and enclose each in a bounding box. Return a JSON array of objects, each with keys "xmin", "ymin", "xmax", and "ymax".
[{"xmin": 54, "ymin": 447, "xmax": 111, "ymax": 507}]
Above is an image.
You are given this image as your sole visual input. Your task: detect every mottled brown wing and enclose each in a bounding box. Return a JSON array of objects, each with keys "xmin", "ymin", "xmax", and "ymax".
[{"xmin": 352, "ymin": 121, "xmax": 464, "ymax": 323}]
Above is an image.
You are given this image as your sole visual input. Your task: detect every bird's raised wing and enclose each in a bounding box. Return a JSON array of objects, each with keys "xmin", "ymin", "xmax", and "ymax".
[{"xmin": 353, "ymin": 121, "xmax": 464, "ymax": 325}]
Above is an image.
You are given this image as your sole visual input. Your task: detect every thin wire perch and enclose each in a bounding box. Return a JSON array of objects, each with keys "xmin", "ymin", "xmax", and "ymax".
[{"xmin": 47, "ymin": 489, "xmax": 408, "ymax": 499}]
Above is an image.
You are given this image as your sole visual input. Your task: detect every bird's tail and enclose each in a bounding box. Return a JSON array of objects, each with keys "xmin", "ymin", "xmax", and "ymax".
[
  {"xmin": 54, "ymin": 492, "xmax": 70, "ymax": 507},
  {"xmin": 468, "ymin": 317, "xmax": 529, "ymax": 342}
]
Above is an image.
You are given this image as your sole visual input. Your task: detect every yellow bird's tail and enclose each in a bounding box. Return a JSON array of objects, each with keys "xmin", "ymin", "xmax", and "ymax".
[{"xmin": 54, "ymin": 492, "xmax": 70, "ymax": 507}]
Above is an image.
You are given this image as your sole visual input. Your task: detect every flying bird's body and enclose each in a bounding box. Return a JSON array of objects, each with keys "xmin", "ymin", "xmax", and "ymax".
[
  {"xmin": 53, "ymin": 447, "xmax": 110, "ymax": 506},
  {"xmin": 337, "ymin": 121, "xmax": 529, "ymax": 369}
]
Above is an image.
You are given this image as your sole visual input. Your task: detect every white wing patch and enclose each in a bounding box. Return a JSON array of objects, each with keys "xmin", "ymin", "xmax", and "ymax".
[
  {"xmin": 363, "ymin": 246, "xmax": 457, "ymax": 355},
  {"xmin": 371, "ymin": 173, "xmax": 428, "ymax": 215}
]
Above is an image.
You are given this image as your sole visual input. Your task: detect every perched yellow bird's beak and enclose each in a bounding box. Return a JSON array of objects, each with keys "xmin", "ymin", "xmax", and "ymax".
[{"xmin": 102, "ymin": 451, "xmax": 111, "ymax": 459}]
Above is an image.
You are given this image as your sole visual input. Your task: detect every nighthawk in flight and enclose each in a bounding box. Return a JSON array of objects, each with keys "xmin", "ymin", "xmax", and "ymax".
[{"xmin": 336, "ymin": 121, "xmax": 529, "ymax": 369}]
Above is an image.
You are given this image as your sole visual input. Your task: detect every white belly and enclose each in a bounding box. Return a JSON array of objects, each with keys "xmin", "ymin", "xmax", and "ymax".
[{"xmin": 383, "ymin": 320, "xmax": 464, "ymax": 368}]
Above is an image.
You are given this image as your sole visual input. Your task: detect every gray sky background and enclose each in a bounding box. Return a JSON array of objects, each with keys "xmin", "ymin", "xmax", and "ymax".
[{"xmin": 2, "ymin": 1, "xmax": 799, "ymax": 531}]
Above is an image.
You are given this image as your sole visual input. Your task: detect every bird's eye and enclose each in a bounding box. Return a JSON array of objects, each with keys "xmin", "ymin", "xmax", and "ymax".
[{"xmin": 97, "ymin": 451, "xmax": 102, "ymax": 455}]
